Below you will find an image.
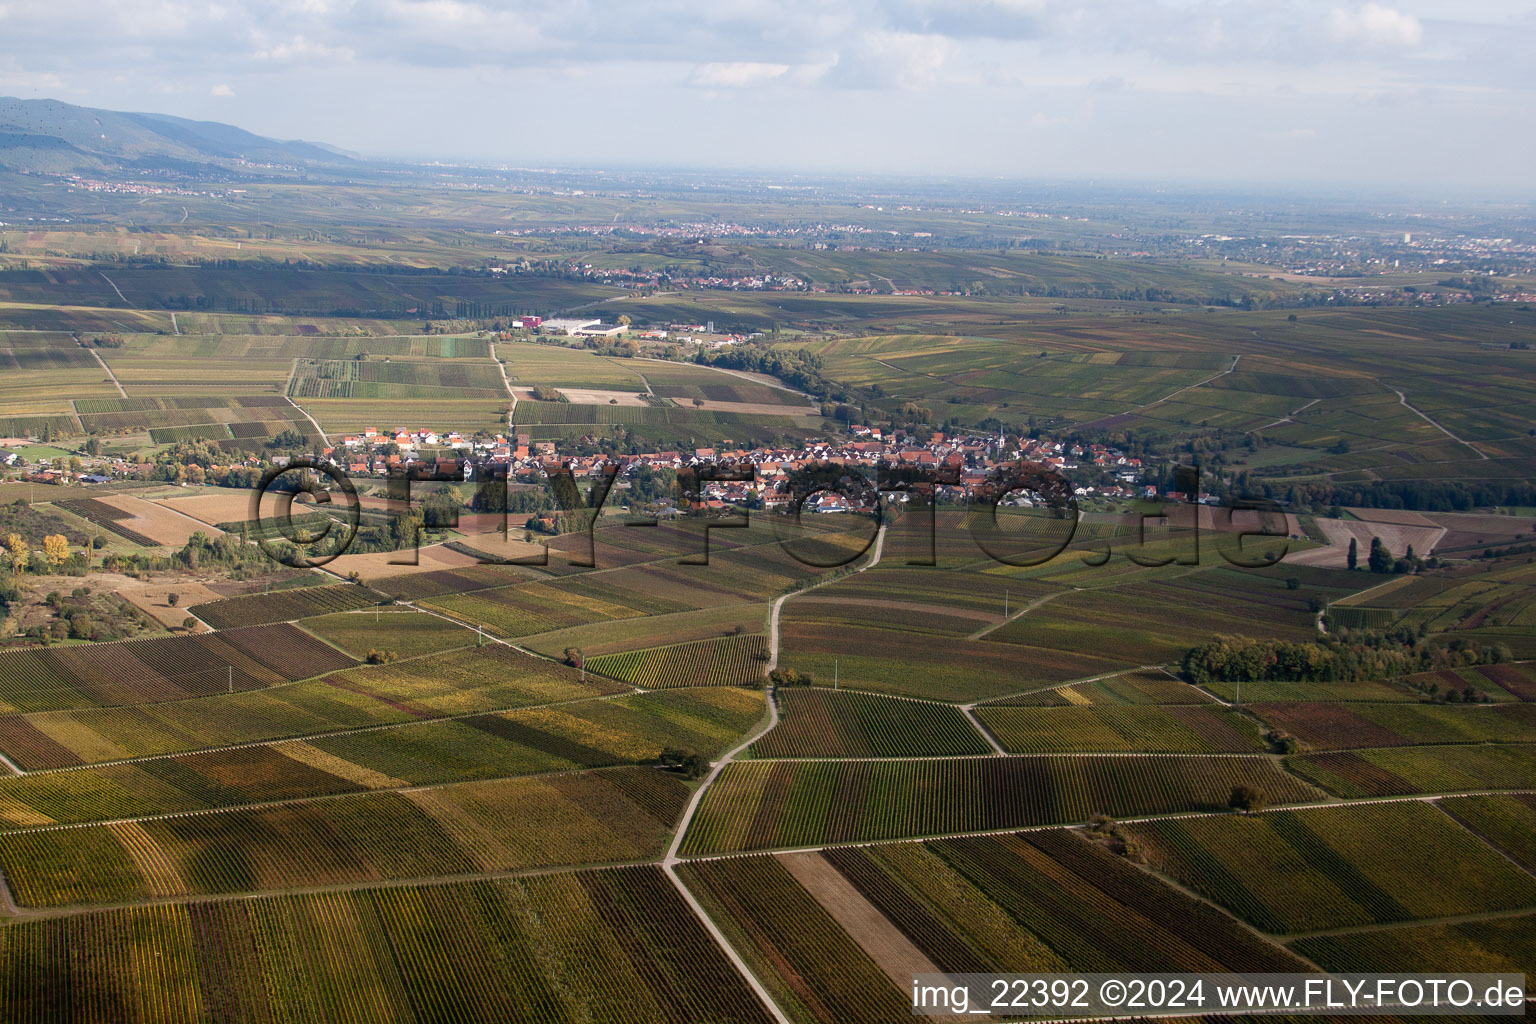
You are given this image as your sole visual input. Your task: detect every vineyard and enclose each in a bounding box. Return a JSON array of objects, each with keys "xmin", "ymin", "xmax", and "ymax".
[
  {"xmin": 189, "ymin": 584, "xmax": 382, "ymax": 629},
  {"xmin": 779, "ymin": 620, "xmax": 1129, "ymax": 703},
  {"xmin": 680, "ymin": 755, "xmax": 1318, "ymax": 854},
  {"xmin": 1292, "ymin": 914, "xmax": 1536, "ymax": 977},
  {"xmin": 0, "ymin": 688, "xmax": 762, "ymax": 828},
  {"xmin": 1252, "ymin": 700, "xmax": 1536, "ymax": 750},
  {"xmin": 0, "ymin": 867, "xmax": 775, "ymax": 1023},
  {"xmin": 982, "ymin": 668, "xmax": 1205, "ymax": 707},
  {"xmin": 0, "ymin": 768, "xmax": 688, "ymax": 907},
  {"xmin": 299, "ymin": 608, "xmax": 476, "ymax": 658},
  {"xmin": 1287, "ymin": 743, "xmax": 1536, "ymax": 797},
  {"xmin": 586, "ymin": 634, "xmax": 767, "ymax": 688},
  {"xmin": 1437, "ymin": 794, "xmax": 1536, "ymax": 871},
  {"xmin": 51, "ymin": 498, "xmax": 161, "ymax": 546},
  {"xmin": 1123, "ymin": 802, "xmax": 1536, "ymax": 933},
  {"xmin": 974, "ymin": 705, "xmax": 1266, "ymax": 754},
  {"xmin": 748, "ymin": 688, "xmax": 991, "ymax": 758},
  {"xmin": 680, "ymin": 829, "xmax": 1310, "ymax": 1023},
  {"xmin": 0, "ymin": 622, "xmax": 355, "ymax": 715}
]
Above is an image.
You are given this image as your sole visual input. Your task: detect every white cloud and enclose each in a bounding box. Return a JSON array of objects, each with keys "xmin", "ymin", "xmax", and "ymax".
[
  {"xmin": 689, "ymin": 61, "xmax": 791, "ymax": 88},
  {"xmin": 1326, "ymin": 3, "xmax": 1424, "ymax": 48},
  {"xmin": 826, "ymin": 30, "xmax": 956, "ymax": 90},
  {"xmin": 254, "ymin": 34, "xmax": 354, "ymax": 62},
  {"xmin": 210, "ymin": 82, "xmax": 235, "ymax": 96}
]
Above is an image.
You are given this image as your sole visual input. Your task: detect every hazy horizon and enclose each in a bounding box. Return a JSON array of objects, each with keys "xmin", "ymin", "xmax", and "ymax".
[{"xmin": 1, "ymin": 0, "xmax": 1532, "ymax": 192}]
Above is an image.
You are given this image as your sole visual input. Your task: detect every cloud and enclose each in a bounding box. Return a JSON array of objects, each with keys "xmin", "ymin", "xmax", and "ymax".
[
  {"xmin": 1326, "ymin": 4, "xmax": 1423, "ymax": 48},
  {"xmin": 689, "ymin": 61, "xmax": 791, "ymax": 88},
  {"xmin": 210, "ymin": 82, "xmax": 235, "ymax": 97},
  {"xmin": 825, "ymin": 30, "xmax": 956, "ymax": 90},
  {"xmin": 254, "ymin": 34, "xmax": 355, "ymax": 63}
]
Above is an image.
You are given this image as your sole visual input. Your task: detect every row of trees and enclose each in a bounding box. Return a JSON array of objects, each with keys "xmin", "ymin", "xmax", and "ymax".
[{"xmin": 1183, "ymin": 632, "xmax": 1511, "ymax": 685}]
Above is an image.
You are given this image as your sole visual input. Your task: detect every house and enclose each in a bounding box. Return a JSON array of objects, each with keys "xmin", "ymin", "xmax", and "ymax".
[{"xmin": 0, "ymin": 449, "xmax": 17, "ymax": 467}]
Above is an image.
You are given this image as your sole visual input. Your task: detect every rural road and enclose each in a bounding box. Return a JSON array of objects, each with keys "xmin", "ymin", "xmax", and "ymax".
[
  {"xmin": 1384, "ymin": 383, "xmax": 1487, "ymax": 459},
  {"xmin": 82, "ymin": 342, "xmax": 127, "ymax": 398},
  {"xmin": 98, "ymin": 272, "xmax": 129, "ymax": 305},
  {"xmin": 660, "ymin": 524, "xmax": 887, "ymax": 1024},
  {"xmin": 490, "ymin": 341, "xmax": 518, "ymax": 420},
  {"xmin": 282, "ymin": 359, "xmax": 332, "ymax": 446}
]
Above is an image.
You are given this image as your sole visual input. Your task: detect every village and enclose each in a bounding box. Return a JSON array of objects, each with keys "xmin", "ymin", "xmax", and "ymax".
[{"xmin": 2, "ymin": 418, "xmax": 1191, "ymax": 520}]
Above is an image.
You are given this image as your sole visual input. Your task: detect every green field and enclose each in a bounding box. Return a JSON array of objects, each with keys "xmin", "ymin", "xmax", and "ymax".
[
  {"xmin": 1124, "ymin": 803, "xmax": 1536, "ymax": 933},
  {"xmin": 748, "ymin": 688, "xmax": 991, "ymax": 758}
]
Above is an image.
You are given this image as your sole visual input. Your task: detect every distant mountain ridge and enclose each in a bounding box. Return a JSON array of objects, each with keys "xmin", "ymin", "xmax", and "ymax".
[{"xmin": 0, "ymin": 96, "xmax": 360, "ymax": 175}]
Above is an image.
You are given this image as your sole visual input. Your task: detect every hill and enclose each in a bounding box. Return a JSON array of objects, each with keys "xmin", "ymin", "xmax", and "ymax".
[{"xmin": 0, "ymin": 96, "xmax": 357, "ymax": 175}]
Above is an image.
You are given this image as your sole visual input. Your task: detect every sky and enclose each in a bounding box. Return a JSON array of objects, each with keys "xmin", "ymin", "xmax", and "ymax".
[{"xmin": 1, "ymin": 0, "xmax": 1533, "ymax": 190}]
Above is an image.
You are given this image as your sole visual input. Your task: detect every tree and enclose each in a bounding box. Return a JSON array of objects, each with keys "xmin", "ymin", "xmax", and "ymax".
[
  {"xmin": 4, "ymin": 534, "xmax": 27, "ymax": 575},
  {"xmin": 166, "ymin": 592, "xmax": 180, "ymax": 608},
  {"xmin": 182, "ymin": 617, "xmax": 198, "ymax": 631},
  {"xmin": 563, "ymin": 647, "xmax": 584, "ymax": 668},
  {"xmin": 1367, "ymin": 536, "xmax": 1395, "ymax": 574},
  {"xmin": 1228, "ymin": 785, "xmax": 1268, "ymax": 813},
  {"xmin": 42, "ymin": 535, "xmax": 69, "ymax": 570},
  {"xmin": 658, "ymin": 748, "xmax": 709, "ymax": 779},
  {"xmin": 1346, "ymin": 536, "xmax": 1358, "ymax": 571}
]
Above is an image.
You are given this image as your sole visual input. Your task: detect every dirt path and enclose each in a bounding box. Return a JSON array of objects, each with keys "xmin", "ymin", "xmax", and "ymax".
[
  {"xmin": 98, "ymin": 272, "xmax": 129, "ymax": 305},
  {"xmin": 84, "ymin": 345, "xmax": 127, "ymax": 398},
  {"xmin": 283, "ymin": 359, "xmax": 331, "ymax": 446},
  {"xmin": 490, "ymin": 342, "xmax": 517, "ymax": 421},
  {"xmin": 966, "ymin": 588, "xmax": 1070, "ymax": 640},
  {"xmin": 1256, "ymin": 397, "xmax": 1319, "ymax": 431},
  {"xmin": 1383, "ymin": 383, "xmax": 1487, "ymax": 459},
  {"xmin": 658, "ymin": 526, "xmax": 887, "ymax": 1024},
  {"xmin": 780, "ymin": 850, "xmax": 941, "ymax": 985}
]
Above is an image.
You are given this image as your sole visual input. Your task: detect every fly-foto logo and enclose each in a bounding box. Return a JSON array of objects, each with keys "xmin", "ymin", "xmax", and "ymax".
[{"xmin": 248, "ymin": 458, "xmax": 1291, "ymax": 571}]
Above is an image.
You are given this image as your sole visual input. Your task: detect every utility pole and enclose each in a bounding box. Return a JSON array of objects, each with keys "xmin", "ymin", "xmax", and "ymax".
[
  {"xmin": 834, "ymin": 660, "xmax": 838, "ymax": 690},
  {"xmin": 1005, "ymin": 588, "xmax": 1009, "ymax": 618},
  {"xmin": 227, "ymin": 666, "xmax": 233, "ymax": 694}
]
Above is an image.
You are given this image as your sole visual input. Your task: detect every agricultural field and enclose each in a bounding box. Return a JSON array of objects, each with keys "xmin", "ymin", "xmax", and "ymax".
[
  {"xmin": 188, "ymin": 582, "xmax": 382, "ymax": 629},
  {"xmin": 0, "ymin": 687, "xmax": 761, "ymax": 829},
  {"xmin": 586, "ymin": 634, "xmax": 767, "ymax": 688},
  {"xmin": 52, "ymin": 494, "xmax": 222, "ymax": 547},
  {"xmin": 777, "ymin": 621, "xmax": 1130, "ymax": 703},
  {"xmin": 681, "ymin": 829, "xmax": 1308, "ymax": 1023},
  {"xmin": 0, "ymin": 331, "xmax": 118, "ymax": 434},
  {"xmin": 984, "ymin": 668, "xmax": 1207, "ymax": 706},
  {"xmin": 0, "ymin": 622, "xmax": 354, "ymax": 715},
  {"xmin": 0, "ymin": 637, "xmax": 623, "ymax": 769},
  {"xmin": 0, "ymin": 768, "xmax": 687, "ymax": 907},
  {"xmin": 748, "ymin": 688, "xmax": 992, "ymax": 758},
  {"xmin": 1251, "ymin": 700, "xmax": 1536, "ymax": 750},
  {"xmin": 71, "ymin": 395, "xmax": 313, "ymax": 450},
  {"xmin": 681, "ymin": 755, "xmax": 1318, "ymax": 854},
  {"xmin": 1438, "ymin": 794, "xmax": 1536, "ymax": 871},
  {"xmin": 974, "ymin": 705, "xmax": 1266, "ymax": 753},
  {"xmin": 288, "ymin": 356, "xmax": 507, "ymax": 399},
  {"xmin": 298, "ymin": 608, "xmax": 475, "ymax": 659},
  {"xmin": 5, "ymin": 181, "xmax": 1536, "ymax": 1013},
  {"xmin": 1288, "ymin": 744, "xmax": 1536, "ymax": 797},
  {"xmin": 1123, "ymin": 802, "xmax": 1536, "ymax": 933},
  {"xmin": 0, "ymin": 867, "xmax": 775, "ymax": 1023},
  {"xmin": 1293, "ymin": 914, "xmax": 1536, "ymax": 977},
  {"xmin": 498, "ymin": 343, "xmax": 648, "ymax": 391}
]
